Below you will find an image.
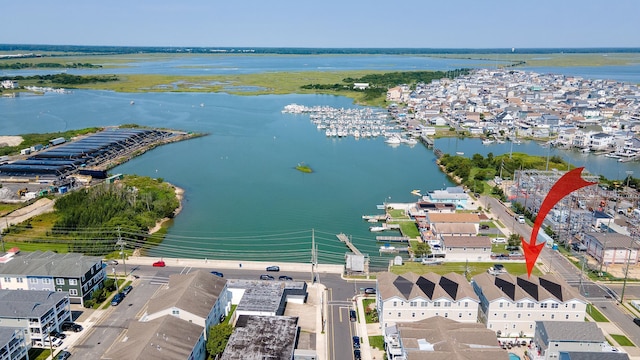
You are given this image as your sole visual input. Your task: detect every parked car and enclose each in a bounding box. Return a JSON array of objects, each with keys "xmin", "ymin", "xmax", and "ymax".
[
  {"xmin": 122, "ymin": 285, "xmax": 133, "ymax": 296},
  {"xmin": 349, "ymin": 309, "xmax": 357, "ymax": 322},
  {"xmin": 278, "ymin": 275, "xmax": 293, "ymax": 281},
  {"xmin": 480, "ymin": 224, "xmax": 490, "ymax": 230},
  {"xmin": 353, "ymin": 349, "xmax": 362, "ymax": 360},
  {"xmin": 492, "ymin": 237, "xmax": 507, "ymax": 244},
  {"xmin": 36, "ymin": 337, "xmax": 63, "ymax": 348},
  {"xmin": 260, "ymin": 274, "xmax": 275, "ymax": 280},
  {"xmin": 111, "ymin": 293, "xmax": 125, "ymax": 306},
  {"xmin": 211, "ymin": 271, "xmax": 224, "ymax": 278},
  {"xmin": 51, "ymin": 330, "xmax": 66, "ymax": 340},
  {"xmin": 517, "ymin": 215, "xmax": 526, "ymax": 224},
  {"xmin": 61, "ymin": 322, "xmax": 83, "ymax": 332},
  {"xmin": 266, "ymin": 265, "xmax": 280, "ymax": 272},
  {"xmin": 364, "ymin": 287, "xmax": 376, "ymax": 295},
  {"xmin": 152, "ymin": 260, "xmax": 166, "ymax": 267},
  {"xmin": 57, "ymin": 350, "xmax": 72, "ymax": 360},
  {"xmin": 634, "ymin": 318, "xmax": 640, "ymax": 327},
  {"xmin": 352, "ymin": 336, "xmax": 361, "ymax": 349},
  {"xmin": 106, "ymin": 260, "xmax": 118, "ymax": 265}
]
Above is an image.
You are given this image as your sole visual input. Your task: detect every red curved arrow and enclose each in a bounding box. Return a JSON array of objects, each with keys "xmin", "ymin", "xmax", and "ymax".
[{"xmin": 521, "ymin": 167, "xmax": 597, "ymax": 277}]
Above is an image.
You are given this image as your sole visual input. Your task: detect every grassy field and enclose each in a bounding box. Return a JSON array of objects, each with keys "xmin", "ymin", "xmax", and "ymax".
[
  {"xmin": 390, "ymin": 261, "xmax": 542, "ymax": 278},
  {"xmin": 362, "ymin": 298, "xmax": 378, "ymax": 324},
  {"xmin": 610, "ymin": 334, "xmax": 635, "ymax": 347},
  {"xmin": 586, "ymin": 304, "xmax": 609, "ymax": 322},
  {"xmin": 369, "ymin": 335, "xmax": 385, "ymax": 351},
  {"xmin": 0, "ymin": 202, "xmax": 24, "ymax": 217}
]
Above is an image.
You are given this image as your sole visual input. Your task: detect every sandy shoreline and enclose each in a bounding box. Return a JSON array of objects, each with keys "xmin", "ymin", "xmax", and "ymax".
[
  {"xmin": 148, "ymin": 183, "xmax": 184, "ymax": 234},
  {"xmin": 0, "ymin": 136, "xmax": 23, "ymax": 147}
]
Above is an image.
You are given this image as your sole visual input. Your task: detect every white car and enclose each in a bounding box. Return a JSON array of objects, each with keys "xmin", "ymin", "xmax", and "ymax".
[
  {"xmin": 492, "ymin": 237, "xmax": 507, "ymax": 244},
  {"xmin": 517, "ymin": 215, "xmax": 526, "ymax": 224},
  {"xmin": 36, "ymin": 337, "xmax": 63, "ymax": 348}
]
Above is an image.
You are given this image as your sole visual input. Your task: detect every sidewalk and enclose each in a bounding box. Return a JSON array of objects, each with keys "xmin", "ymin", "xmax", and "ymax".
[{"xmin": 354, "ymin": 295, "xmax": 384, "ymax": 360}]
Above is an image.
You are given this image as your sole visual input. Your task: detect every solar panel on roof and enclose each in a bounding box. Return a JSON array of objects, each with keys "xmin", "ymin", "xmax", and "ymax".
[
  {"xmin": 393, "ymin": 276, "xmax": 414, "ymax": 299},
  {"xmin": 495, "ymin": 277, "xmax": 516, "ymax": 300},
  {"xmin": 439, "ymin": 276, "xmax": 459, "ymax": 299},
  {"xmin": 416, "ymin": 276, "xmax": 436, "ymax": 299},
  {"xmin": 539, "ymin": 277, "xmax": 563, "ymax": 301},
  {"xmin": 517, "ymin": 277, "xmax": 539, "ymax": 301}
]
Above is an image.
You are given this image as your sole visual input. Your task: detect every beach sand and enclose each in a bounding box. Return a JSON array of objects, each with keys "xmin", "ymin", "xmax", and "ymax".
[{"xmin": 0, "ymin": 136, "xmax": 23, "ymax": 147}]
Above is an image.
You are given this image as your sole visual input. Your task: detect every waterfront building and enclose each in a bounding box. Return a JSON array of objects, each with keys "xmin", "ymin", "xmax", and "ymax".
[
  {"xmin": 0, "ymin": 250, "xmax": 105, "ymax": 306},
  {"xmin": 441, "ymin": 235, "xmax": 492, "ymax": 261},
  {"xmin": 376, "ymin": 272, "xmax": 479, "ymax": 329},
  {"xmin": 471, "ymin": 273, "xmax": 586, "ymax": 337},
  {"xmin": 531, "ymin": 321, "xmax": 622, "ymax": 360},
  {"xmin": 424, "ymin": 187, "xmax": 470, "ymax": 209}
]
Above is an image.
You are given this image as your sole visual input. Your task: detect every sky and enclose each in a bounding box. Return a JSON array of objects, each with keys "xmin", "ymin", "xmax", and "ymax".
[{"xmin": 2, "ymin": 0, "xmax": 639, "ymax": 48}]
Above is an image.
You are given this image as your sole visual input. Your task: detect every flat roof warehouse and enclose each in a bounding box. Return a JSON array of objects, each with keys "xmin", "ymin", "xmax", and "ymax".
[{"xmin": 0, "ymin": 128, "xmax": 175, "ymax": 181}]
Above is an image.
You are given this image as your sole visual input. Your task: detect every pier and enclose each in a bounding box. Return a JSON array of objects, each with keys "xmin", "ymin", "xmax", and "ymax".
[
  {"xmin": 337, "ymin": 233, "xmax": 362, "ymax": 255},
  {"xmin": 433, "ymin": 148, "xmax": 444, "ymax": 158},
  {"xmin": 420, "ymin": 135, "xmax": 434, "ymax": 148},
  {"xmin": 376, "ymin": 236, "xmax": 410, "ymax": 243}
]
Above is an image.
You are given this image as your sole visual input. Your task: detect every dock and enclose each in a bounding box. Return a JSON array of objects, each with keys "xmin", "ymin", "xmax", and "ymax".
[
  {"xmin": 618, "ymin": 153, "xmax": 640, "ymax": 163},
  {"xmin": 337, "ymin": 233, "xmax": 362, "ymax": 255},
  {"xmin": 420, "ymin": 135, "xmax": 434, "ymax": 148},
  {"xmin": 362, "ymin": 214, "xmax": 387, "ymax": 222},
  {"xmin": 376, "ymin": 236, "xmax": 410, "ymax": 243}
]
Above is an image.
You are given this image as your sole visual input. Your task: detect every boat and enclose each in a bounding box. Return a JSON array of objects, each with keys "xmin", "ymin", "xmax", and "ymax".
[
  {"xmin": 385, "ymin": 136, "xmax": 401, "ymax": 145},
  {"xmin": 411, "ymin": 189, "xmax": 422, "ymax": 196},
  {"xmin": 370, "ymin": 226, "xmax": 387, "ymax": 232},
  {"xmin": 512, "ymin": 140, "xmax": 522, "ymax": 145},
  {"xmin": 482, "ymin": 139, "xmax": 494, "ymax": 145},
  {"xmin": 580, "ymin": 148, "xmax": 591, "ymax": 153},
  {"xmin": 379, "ymin": 245, "xmax": 396, "ymax": 253},
  {"xmin": 403, "ymin": 138, "xmax": 418, "ymax": 146},
  {"xmin": 456, "ymin": 151, "xmax": 465, "ymax": 156}
]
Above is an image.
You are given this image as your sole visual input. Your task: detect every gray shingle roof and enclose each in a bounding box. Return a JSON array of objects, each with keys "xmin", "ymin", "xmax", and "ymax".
[
  {"xmin": 0, "ymin": 250, "xmax": 102, "ymax": 278},
  {"xmin": 0, "ymin": 289, "xmax": 68, "ymax": 318},
  {"xmin": 472, "ymin": 272, "xmax": 584, "ymax": 303},
  {"xmin": 536, "ymin": 321, "xmax": 604, "ymax": 343},
  {"xmin": 378, "ymin": 272, "xmax": 478, "ymax": 302},
  {"xmin": 146, "ymin": 270, "xmax": 226, "ymax": 319}
]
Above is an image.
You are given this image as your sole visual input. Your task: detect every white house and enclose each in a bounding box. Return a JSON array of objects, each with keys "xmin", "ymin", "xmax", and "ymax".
[
  {"xmin": 582, "ymin": 232, "xmax": 640, "ymax": 265},
  {"xmin": 441, "ymin": 236, "xmax": 492, "ymax": 261},
  {"xmin": 589, "ymin": 132, "xmax": 614, "ymax": 151},
  {"xmin": 471, "ymin": 273, "xmax": 587, "ymax": 337},
  {"xmin": 376, "ymin": 272, "xmax": 479, "ymax": 330},
  {"xmin": 532, "ymin": 321, "xmax": 613, "ymax": 360}
]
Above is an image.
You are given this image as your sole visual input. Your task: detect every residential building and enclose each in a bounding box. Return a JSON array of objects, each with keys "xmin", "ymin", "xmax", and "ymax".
[
  {"xmin": 471, "ymin": 273, "xmax": 587, "ymax": 337},
  {"xmin": 227, "ymin": 279, "xmax": 307, "ymax": 318},
  {"xmin": 426, "ymin": 212, "xmax": 480, "ymax": 236},
  {"xmin": 582, "ymin": 232, "xmax": 640, "ymax": 265},
  {"xmin": 532, "ymin": 321, "xmax": 616, "ymax": 360},
  {"xmin": 441, "ymin": 235, "xmax": 492, "ymax": 261},
  {"xmin": 384, "ymin": 316, "xmax": 508, "ymax": 360},
  {"xmin": 0, "ymin": 250, "xmax": 105, "ymax": 306},
  {"xmin": 0, "ymin": 289, "xmax": 70, "ymax": 347},
  {"xmin": 0, "ymin": 327, "xmax": 29, "ymax": 360},
  {"xmin": 424, "ymin": 187, "xmax": 470, "ymax": 209},
  {"xmin": 108, "ymin": 270, "xmax": 230, "ymax": 360},
  {"xmin": 377, "ymin": 272, "xmax": 479, "ymax": 329},
  {"xmin": 220, "ymin": 315, "xmax": 298, "ymax": 360}
]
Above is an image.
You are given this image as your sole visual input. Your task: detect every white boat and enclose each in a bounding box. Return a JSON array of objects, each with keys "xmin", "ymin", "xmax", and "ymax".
[
  {"xmin": 411, "ymin": 189, "xmax": 422, "ymax": 196},
  {"xmin": 370, "ymin": 226, "xmax": 387, "ymax": 232},
  {"xmin": 385, "ymin": 136, "xmax": 401, "ymax": 145},
  {"xmin": 581, "ymin": 148, "xmax": 591, "ymax": 153},
  {"xmin": 379, "ymin": 246, "xmax": 396, "ymax": 253},
  {"xmin": 403, "ymin": 138, "xmax": 418, "ymax": 145},
  {"xmin": 456, "ymin": 151, "xmax": 465, "ymax": 155},
  {"xmin": 482, "ymin": 139, "xmax": 494, "ymax": 145}
]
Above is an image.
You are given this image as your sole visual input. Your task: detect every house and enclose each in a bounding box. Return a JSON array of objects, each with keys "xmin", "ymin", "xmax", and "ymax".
[
  {"xmin": 425, "ymin": 187, "xmax": 470, "ymax": 208},
  {"xmin": 426, "ymin": 213, "xmax": 481, "ymax": 236},
  {"xmin": 226, "ymin": 279, "xmax": 308, "ymax": 318},
  {"xmin": 376, "ymin": 272, "xmax": 479, "ymax": 329},
  {"xmin": 0, "ymin": 250, "xmax": 105, "ymax": 306},
  {"xmin": 109, "ymin": 271, "xmax": 230, "ymax": 360},
  {"xmin": 441, "ymin": 236, "xmax": 492, "ymax": 261},
  {"xmin": 582, "ymin": 233, "xmax": 640, "ymax": 265},
  {"xmin": 103, "ymin": 316, "xmax": 206, "ymax": 360},
  {"xmin": 471, "ymin": 273, "xmax": 586, "ymax": 337},
  {"xmin": 353, "ymin": 82, "xmax": 369, "ymax": 90},
  {"xmin": 589, "ymin": 133, "xmax": 614, "ymax": 151},
  {"xmin": 220, "ymin": 315, "xmax": 298, "ymax": 360},
  {"xmin": 384, "ymin": 316, "xmax": 508, "ymax": 360},
  {"xmin": 140, "ymin": 270, "xmax": 230, "ymax": 331},
  {"xmin": 0, "ymin": 289, "xmax": 71, "ymax": 347},
  {"xmin": 532, "ymin": 321, "xmax": 619, "ymax": 360},
  {"xmin": 0, "ymin": 80, "xmax": 18, "ymax": 89}
]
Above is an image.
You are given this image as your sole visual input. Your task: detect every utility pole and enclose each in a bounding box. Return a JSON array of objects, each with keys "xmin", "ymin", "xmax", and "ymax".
[
  {"xmin": 620, "ymin": 235, "xmax": 636, "ymax": 304},
  {"xmin": 116, "ymin": 227, "xmax": 127, "ymax": 288}
]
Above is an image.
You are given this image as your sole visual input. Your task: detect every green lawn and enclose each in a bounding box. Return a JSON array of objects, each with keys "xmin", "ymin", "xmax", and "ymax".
[
  {"xmin": 369, "ymin": 335, "xmax": 385, "ymax": 351},
  {"xmin": 28, "ymin": 348, "xmax": 50, "ymax": 360},
  {"xmin": 586, "ymin": 304, "xmax": 609, "ymax": 322},
  {"xmin": 610, "ymin": 334, "xmax": 635, "ymax": 347},
  {"xmin": 362, "ymin": 298, "xmax": 378, "ymax": 324},
  {"xmin": 388, "ymin": 209, "xmax": 408, "ymax": 218},
  {"xmin": 390, "ymin": 261, "xmax": 542, "ymax": 278}
]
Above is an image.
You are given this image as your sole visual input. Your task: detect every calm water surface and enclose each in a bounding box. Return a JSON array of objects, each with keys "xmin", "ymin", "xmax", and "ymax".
[{"xmin": 3, "ymin": 54, "xmax": 639, "ymax": 268}]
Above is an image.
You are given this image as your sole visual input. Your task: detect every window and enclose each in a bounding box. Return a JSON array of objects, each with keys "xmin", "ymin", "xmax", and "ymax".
[
  {"xmin": 43, "ymin": 278, "xmax": 51, "ymax": 284},
  {"xmin": 527, "ymin": 303, "xmax": 534, "ymax": 308},
  {"xmin": 397, "ymin": 312, "xmax": 401, "ymax": 317},
  {"xmin": 56, "ymin": 279, "xmax": 64, "ymax": 285},
  {"xmin": 444, "ymin": 302, "xmax": 451, "ymax": 307},
  {"xmin": 516, "ymin": 303, "xmax": 524, "ymax": 308},
  {"xmin": 3, "ymin": 277, "xmax": 10, "ymax": 283},
  {"xmin": 551, "ymin": 303, "xmax": 558, "ymax": 309},
  {"xmin": 572, "ymin": 304, "xmax": 576, "ymax": 309},
  {"xmin": 565, "ymin": 315, "xmax": 569, "ymax": 319},
  {"xmin": 81, "ymin": 275, "xmax": 85, "ymax": 282},
  {"xmin": 513, "ymin": 324, "xmax": 516, "ymax": 328},
  {"xmin": 458, "ymin": 313, "xmax": 462, "ymax": 318},
  {"xmin": 434, "ymin": 302, "xmax": 441, "ymax": 307},
  {"xmin": 421, "ymin": 302, "xmax": 428, "ymax": 307},
  {"xmin": 517, "ymin": 314, "xmax": 521, "ymax": 318},
  {"xmin": 530, "ymin": 324, "xmax": 533, "ymax": 329},
  {"xmin": 69, "ymin": 279, "xmax": 78, "ymax": 286},
  {"xmin": 410, "ymin": 301, "xmax": 417, "ymax": 307},
  {"xmin": 393, "ymin": 301, "xmax": 397, "ymax": 307},
  {"xmin": 172, "ymin": 310, "xmax": 180, "ymax": 315},
  {"xmin": 499, "ymin": 302, "xmax": 504, "ymax": 308},
  {"xmin": 551, "ymin": 314, "xmax": 555, "ymax": 319},
  {"xmin": 17, "ymin": 278, "xmax": 23, "ymax": 283},
  {"xmin": 464, "ymin": 302, "xmax": 469, "ymax": 308},
  {"xmin": 540, "ymin": 303, "xmax": 548, "ymax": 308},
  {"xmin": 503, "ymin": 313, "xmax": 507, "ymax": 318},
  {"xmin": 412, "ymin": 313, "xmax": 415, "ymax": 318},
  {"xmin": 68, "ymin": 289, "xmax": 78, "ymax": 296}
]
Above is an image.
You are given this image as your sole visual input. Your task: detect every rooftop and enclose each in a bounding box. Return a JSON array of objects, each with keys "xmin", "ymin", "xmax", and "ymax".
[
  {"xmin": 0, "ymin": 289, "xmax": 68, "ymax": 318},
  {"xmin": 0, "ymin": 250, "xmax": 102, "ymax": 278},
  {"xmin": 378, "ymin": 272, "xmax": 478, "ymax": 302},
  {"xmin": 220, "ymin": 315, "xmax": 298, "ymax": 360},
  {"xmin": 536, "ymin": 321, "xmax": 604, "ymax": 347},
  {"xmin": 472, "ymin": 272, "xmax": 584, "ymax": 303}
]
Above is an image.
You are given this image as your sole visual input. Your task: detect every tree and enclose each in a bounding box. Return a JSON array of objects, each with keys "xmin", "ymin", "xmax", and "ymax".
[
  {"xmin": 414, "ymin": 242, "xmax": 432, "ymax": 257},
  {"xmin": 206, "ymin": 323, "xmax": 234, "ymax": 359},
  {"xmin": 508, "ymin": 233, "xmax": 520, "ymax": 247}
]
